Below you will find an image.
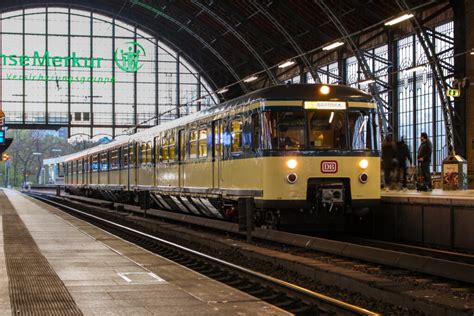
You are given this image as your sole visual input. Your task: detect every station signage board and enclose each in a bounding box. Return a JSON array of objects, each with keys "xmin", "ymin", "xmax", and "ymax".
[
  {"xmin": 304, "ymin": 101, "xmax": 346, "ymax": 110},
  {"xmin": 0, "ymin": 41, "xmax": 145, "ymax": 85}
]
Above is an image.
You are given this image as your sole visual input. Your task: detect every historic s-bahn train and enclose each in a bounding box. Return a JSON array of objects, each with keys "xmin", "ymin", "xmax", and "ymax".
[{"xmin": 60, "ymin": 84, "xmax": 380, "ymax": 230}]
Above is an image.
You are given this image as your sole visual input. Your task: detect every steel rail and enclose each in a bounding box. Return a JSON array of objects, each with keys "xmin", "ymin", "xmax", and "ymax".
[
  {"xmin": 55, "ymin": 192, "xmax": 474, "ymax": 284},
  {"xmin": 28, "ymin": 192, "xmax": 379, "ymax": 316}
]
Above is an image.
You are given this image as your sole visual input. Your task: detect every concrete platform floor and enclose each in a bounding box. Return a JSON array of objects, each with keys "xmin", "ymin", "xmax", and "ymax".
[
  {"xmin": 382, "ymin": 188, "xmax": 474, "ymax": 198},
  {"xmin": 0, "ymin": 189, "xmax": 288, "ymax": 315}
]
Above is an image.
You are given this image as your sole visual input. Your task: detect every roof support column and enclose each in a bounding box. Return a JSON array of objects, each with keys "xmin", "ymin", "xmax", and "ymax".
[{"xmin": 397, "ymin": 0, "xmax": 457, "ymax": 156}]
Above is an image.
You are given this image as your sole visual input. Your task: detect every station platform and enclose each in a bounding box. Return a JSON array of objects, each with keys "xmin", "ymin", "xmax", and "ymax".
[
  {"xmin": 0, "ymin": 189, "xmax": 287, "ymax": 315},
  {"xmin": 376, "ymin": 189, "xmax": 474, "ymax": 252}
]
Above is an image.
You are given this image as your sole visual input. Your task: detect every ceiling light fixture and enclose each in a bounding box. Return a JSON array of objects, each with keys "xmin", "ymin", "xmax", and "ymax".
[
  {"xmin": 278, "ymin": 60, "xmax": 295, "ymax": 68},
  {"xmin": 384, "ymin": 13, "xmax": 414, "ymax": 26},
  {"xmin": 359, "ymin": 79, "xmax": 375, "ymax": 85},
  {"xmin": 404, "ymin": 65, "xmax": 425, "ymax": 73},
  {"xmin": 243, "ymin": 75, "xmax": 258, "ymax": 83},
  {"xmin": 217, "ymin": 88, "xmax": 228, "ymax": 94},
  {"xmin": 322, "ymin": 41, "xmax": 344, "ymax": 51}
]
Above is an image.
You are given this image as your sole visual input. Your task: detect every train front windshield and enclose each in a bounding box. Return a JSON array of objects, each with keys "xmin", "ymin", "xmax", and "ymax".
[{"xmin": 263, "ymin": 109, "xmax": 378, "ymax": 151}]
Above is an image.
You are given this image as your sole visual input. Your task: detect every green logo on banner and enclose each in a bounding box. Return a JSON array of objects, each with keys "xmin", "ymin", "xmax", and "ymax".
[
  {"xmin": 446, "ymin": 88, "xmax": 460, "ymax": 97},
  {"xmin": 114, "ymin": 41, "xmax": 146, "ymax": 73}
]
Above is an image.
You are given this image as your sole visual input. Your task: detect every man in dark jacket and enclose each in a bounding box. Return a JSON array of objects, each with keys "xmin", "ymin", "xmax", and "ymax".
[
  {"xmin": 396, "ymin": 137, "xmax": 412, "ymax": 191},
  {"xmin": 382, "ymin": 135, "xmax": 396, "ymax": 191},
  {"xmin": 417, "ymin": 132, "xmax": 432, "ymax": 190}
]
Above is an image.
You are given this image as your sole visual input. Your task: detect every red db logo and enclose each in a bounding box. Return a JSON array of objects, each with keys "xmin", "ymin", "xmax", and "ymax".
[{"xmin": 321, "ymin": 161, "xmax": 338, "ymax": 173}]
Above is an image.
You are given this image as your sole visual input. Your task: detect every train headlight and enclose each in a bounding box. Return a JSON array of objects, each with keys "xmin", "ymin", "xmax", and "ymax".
[
  {"xmin": 358, "ymin": 159, "xmax": 369, "ymax": 169},
  {"xmin": 286, "ymin": 159, "xmax": 298, "ymax": 169},
  {"xmin": 320, "ymin": 85, "xmax": 330, "ymax": 95},
  {"xmin": 359, "ymin": 173, "xmax": 368, "ymax": 183},
  {"xmin": 287, "ymin": 173, "xmax": 297, "ymax": 184}
]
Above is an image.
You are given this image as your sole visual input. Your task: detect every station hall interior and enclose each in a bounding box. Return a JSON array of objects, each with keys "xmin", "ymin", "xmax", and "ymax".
[{"xmin": 0, "ymin": 0, "xmax": 474, "ymax": 315}]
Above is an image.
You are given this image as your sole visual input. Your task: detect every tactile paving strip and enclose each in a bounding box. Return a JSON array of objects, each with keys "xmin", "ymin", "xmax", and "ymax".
[{"xmin": 1, "ymin": 191, "xmax": 82, "ymax": 315}]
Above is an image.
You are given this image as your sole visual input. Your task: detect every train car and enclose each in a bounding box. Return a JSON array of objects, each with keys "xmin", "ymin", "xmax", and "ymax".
[{"xmin": 61, "ymin": 84, "xmax": 380, "ymax": 230}]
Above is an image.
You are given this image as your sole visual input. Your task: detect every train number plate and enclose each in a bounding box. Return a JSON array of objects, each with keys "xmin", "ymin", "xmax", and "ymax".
[{"xmin": 321, "ymin": 161, "xmax": 338, "ymax": 173}]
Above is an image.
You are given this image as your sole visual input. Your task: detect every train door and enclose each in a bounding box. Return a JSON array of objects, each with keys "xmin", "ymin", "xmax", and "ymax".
[
  {"xmin": 212, "ymin": 120, "xmax": 223, "ymax": 189},
  {"xmin": 118, "ymin": 147, "xmax": 122, "ymax": 185},
  {"xmin": 178, "ymin": 129, "xmax": 186, "ymax": 188},
  {"xmin": 83, "ymin": 157, "xmax": 88, "ymax": 185},
  {"xmin": 135, "ymin": 142, "xmax": 139, "ymax": 186},
  {"xmin": 154, "ymin": 136, "xmax": 160, "ymax": 187},
  {"xmin": 104, "ymin": 151, "xmax": 110, "ymax": 184},
  {"xmin": 122, "ymin": 145, "xmax": 130, "ymax": 190},
  {"xmin": 127, "ymin": 142, "xmax": 136, "ymax": 189}
]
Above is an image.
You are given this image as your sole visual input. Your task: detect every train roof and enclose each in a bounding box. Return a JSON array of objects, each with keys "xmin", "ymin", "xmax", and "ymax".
[
  {"xmin": 212, "ymin": 83, "xmax": 373, "ymax": 109},
  {"xmin": 57, "ymin": 84, "xmax": 374, "ymax": 163}
]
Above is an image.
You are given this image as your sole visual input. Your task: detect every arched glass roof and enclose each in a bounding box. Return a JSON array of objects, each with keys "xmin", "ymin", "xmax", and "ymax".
[{"xmin": 0, "ymin": 7, "xmax": 218, "ymax": 140}]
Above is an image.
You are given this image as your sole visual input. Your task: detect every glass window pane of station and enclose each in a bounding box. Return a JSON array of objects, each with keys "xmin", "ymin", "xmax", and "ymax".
[
  {"xmin": 25, "ymin": 9, "xmax": 46, "ymax": 34},
  {"xmin": 0, "ymin": 7, "xmax": 224, "ymax": 139}
]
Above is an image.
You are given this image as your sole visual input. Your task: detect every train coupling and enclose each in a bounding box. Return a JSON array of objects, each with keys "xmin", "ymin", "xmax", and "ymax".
[{"xmin": 318, "ymin": 183, "xmax": 345, "ymax": 213}]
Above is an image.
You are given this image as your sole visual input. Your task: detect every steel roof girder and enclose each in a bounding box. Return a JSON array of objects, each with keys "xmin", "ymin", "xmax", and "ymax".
[
  {"xmin": 315, "ymin": 0, "xmax": 393, "ymax": 135},
  {"xmin": 191, "ymin": 0, "xmax": 279, "ymax": 85},
  {"xmin": 250, "ymin": 0, "xmax": 322, "ymax": 84},
  {"xmin": 130, "ymin": 0, "xmax": 248, "ymax": 94},
  {"xmin": 397, "ymin": 0, "xmax": 457, "ymax": 156}
]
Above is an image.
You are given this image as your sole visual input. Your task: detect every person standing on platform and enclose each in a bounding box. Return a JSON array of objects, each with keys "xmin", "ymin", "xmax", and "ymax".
[
  {"xmin": 417, "ymin": 132, "xmax": 433, "ymax": 191},
  {"xmin": 381, "ymin": 134, "xmax": 397, "ymax": 191},
  {"xmin": 396, "ymin": 137, "xmax": 412, "ymax": 191}
]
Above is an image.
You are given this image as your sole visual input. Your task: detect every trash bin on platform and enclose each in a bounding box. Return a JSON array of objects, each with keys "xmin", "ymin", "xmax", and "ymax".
[{"xmin": 442, "ymin": 155, "xmax": 468, "ymax": 190}]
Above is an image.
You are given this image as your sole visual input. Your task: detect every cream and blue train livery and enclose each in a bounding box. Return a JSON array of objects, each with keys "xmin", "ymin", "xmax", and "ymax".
[{"xmin": 60, "ymin": 84, "xmax": 380, "ymax": 230}]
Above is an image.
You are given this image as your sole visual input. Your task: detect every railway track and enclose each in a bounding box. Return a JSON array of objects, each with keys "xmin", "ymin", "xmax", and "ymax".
[
  {"xmin": 44, "ymin": 190, "xmax": 474, "ymax": 283},
  {"xmin": 335, "ymin": 236, "xmax": 474, "ymax": 265},
  {"xmin": 28, "ymin": 192, "xmax": 378, "ymax": 316}
]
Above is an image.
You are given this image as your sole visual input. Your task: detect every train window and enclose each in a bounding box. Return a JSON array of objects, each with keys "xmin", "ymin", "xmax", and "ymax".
[
  {"xmin": 129, "ymin": 144, "xmax": 135, "ymax": 168},
  {"xmin": 231, "ymin": 120, "xmax": 242, "ymax": 153},
  {"xmin": 198, "ymin": 128, "xmax": 208, "ymax": 158},
  {"xmin": 146, "ymin": 142, "xmax": 153, "ymax": 166},
  {"xmin": 140, "ymin": 143, "xmax": 147, "ymax": 165},
  {"xmin": 308, "ymin": 110, "xmax": 346, "ymax": 149},
  {"xmin": 348, "ymin": 110, "xmax": 377, "ymax": 150},
  {"xmin": 110, "ymin": 149, "xmax": 119, "ymax": 170},
  {"xmin": 83, "ymin": 157, "xmax": 89, "ymax": 173},
  {"xmin": 190, "ymin": 130, "xmax": 198, "ymax": 159},
  {"xmin": 169, "ymin": 135, "xmax": 176, "ymax": 162},
  {"xmin": 92, "ymin": 155, "xmax": 98, "ymax": 171},
  {"xmin": 252, "ymin": 113, "xmax": 261, "ymax": 150},
  {"xmin": 155, "ymin": 137, "xmax": 161, "ymax": 163},
  {"xmin": 265, "ymin": 111, "xmax": 305, "ymax": 150},
  {"xmin": 72, "ymin": 160, "xmax": 77, "ymax": 175},
  {"xmin": 179, "ymin": 130, "xmax": 186, "ymax": 161},
  {"xmin": 58, "ymin": 163, "xmax": 64, "ymax": 177},
  {"xmin": 214, "ymin": 122, "xmax": 223, "ymax": 157},
  {"xmin": 161, "ymin": 138, "xmax": 169, "ymax": 162},
  {"xmin": 100, "ymin": 152, "xmax": 108, "ymax": 171},
  {"xmin": 78, "ymin": 159, "xmax": 83, "ymax": 174},
  {"xmin": 122, "ymin": 146, "xmax": 129, "ymax": 168}
]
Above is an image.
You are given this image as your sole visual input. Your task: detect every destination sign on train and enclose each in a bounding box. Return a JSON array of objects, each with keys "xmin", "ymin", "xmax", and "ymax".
[{"xmin": 304, "ymin": 101, "xmax": 346, "ymax": 110}]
